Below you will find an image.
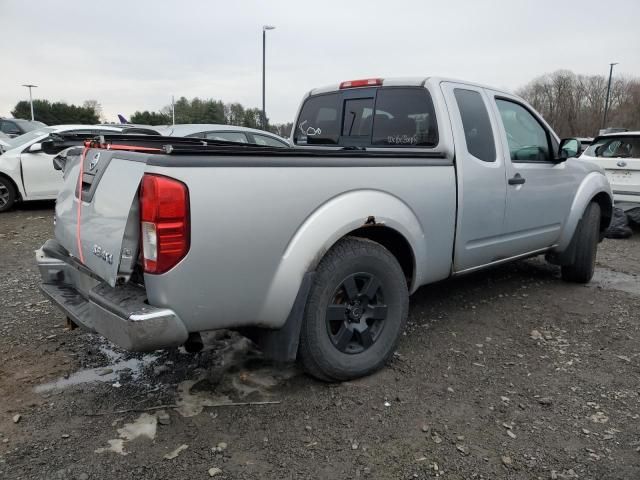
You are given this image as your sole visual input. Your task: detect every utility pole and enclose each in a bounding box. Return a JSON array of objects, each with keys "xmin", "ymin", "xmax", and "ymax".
[
  {"xmin": 22, "ymin": 84, "xmax": 38, "ymax": 121},
  {"xmin": 172, "ymin": 95, "xmax": 175, "ymax": 125},
  {"xmin": 262, "ymin": 25, "xmax": 275, "ymax": 129},
  {"xmin": 602, "ymin": 62, "xmax": 618, "ymax": 129}
]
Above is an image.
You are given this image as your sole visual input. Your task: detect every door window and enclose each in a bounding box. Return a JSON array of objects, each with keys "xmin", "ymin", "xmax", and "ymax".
[
  {"xmin": 453, "ymin": 89, "xmax": 496, "ymax": 162},
  {"xmin": 495, "ymin": 99, "xmax": 550, "ymax": 162}
]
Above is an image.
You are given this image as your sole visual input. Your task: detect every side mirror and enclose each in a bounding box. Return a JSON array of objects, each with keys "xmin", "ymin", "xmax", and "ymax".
[
  {"xmin": 558, "ymin": 138, "xmax": 580, "ymax": 160},
  {"xmin": 27, "ymin": 142, "xmax": 42, "ymax": 153}
]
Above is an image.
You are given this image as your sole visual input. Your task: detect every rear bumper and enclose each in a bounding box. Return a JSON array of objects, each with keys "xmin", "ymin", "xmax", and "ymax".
[
  {"xmin": 37, "ymin": 240, "xmax": 188, "ymax": 351},
  {"xmin": 613, "ymin": 190, "xmax": 640, "ymax": 207},
  {"xmin": 615, "ymin": 200, "xmax": 640, "ymax": 212}
]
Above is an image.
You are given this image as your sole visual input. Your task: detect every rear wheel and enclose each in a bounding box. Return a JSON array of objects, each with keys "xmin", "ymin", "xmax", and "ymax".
[
  {"xmin": 299, "ymin": 237, "xmax": 409, "ymax": 381},
  {"xmin": 0, "ymin": 177, "xmax": 17, "ymax": 213},
  {"xmin": 561, "ymin": 202, "xmax": 601, "ymax": 283}
]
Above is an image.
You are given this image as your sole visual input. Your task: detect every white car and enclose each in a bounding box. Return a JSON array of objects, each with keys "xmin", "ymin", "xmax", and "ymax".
[
  {"xmin": 0, "ymin": 125, "xmax": 159, "ymax": 212},
  {"xmin": 580, "ymin": 131, "xmax": 640, "ymax": 208},
  {"xmin": 156, "ymin": 124, "xmax": 290, "ymax": 148},
  {"xmin": 0, "ymin": 132, "xmax": 11, "ymax": 154}
]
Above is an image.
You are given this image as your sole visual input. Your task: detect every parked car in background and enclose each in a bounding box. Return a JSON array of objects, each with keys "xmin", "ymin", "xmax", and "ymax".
[
  {"xmin": 98, "ymin": 123, "xmax": 162, "ymax": 135},
  {"xmin": 579, "ymin": 132, "xmax": 640, "ymax": 209},
  {"xmin": 37, "ymin": 77, "xmax": 612, "ymax": 382},
  {"xmin": 598, "ymin": 127, "xmax": 628, "ymax": 136},
  {"xmin": 0, "ymin": 124, "xmax": 160, "ymax": 212},
  {"xmin": 0, "ymin": 117, "xmax": 47, "ymax": 138},
  {"xmin": 576, "ymin": 137, "xmax": 593, "ymax": 155},
  {"xmin": 157, "ymin": 124, "xmax": 290, "ymax": 147}
]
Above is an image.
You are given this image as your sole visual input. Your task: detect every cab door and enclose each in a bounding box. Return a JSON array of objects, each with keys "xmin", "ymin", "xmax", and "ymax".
[
  {"xmin": 488, "ymin": 92, "xmax": 576, "ymax": 256},
  {"xmin": 441, "ymin": 82, "xmax": 508, "ymax": 272}
]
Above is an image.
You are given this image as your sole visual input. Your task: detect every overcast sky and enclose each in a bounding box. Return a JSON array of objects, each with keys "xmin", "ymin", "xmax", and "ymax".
[{"xmin": 2, "ymin": 0, "xmax": 639, "ymax": 124}]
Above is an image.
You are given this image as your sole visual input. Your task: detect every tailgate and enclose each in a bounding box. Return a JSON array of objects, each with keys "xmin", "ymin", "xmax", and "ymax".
[
  {"xmin": 55, "ymin": 149, "xmax": 147, "ymax": 286},
  {"xmin": 602, "ymin": 158, "xmax": 640, "ymax": 198}
]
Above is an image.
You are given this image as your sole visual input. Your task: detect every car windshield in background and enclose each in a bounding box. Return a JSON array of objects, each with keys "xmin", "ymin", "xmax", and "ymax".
[
  {"xmin": 294, "ymin": 87, "xmax": 438, "ymax": 148},
  {"xmin": 6, "ymin": 127, "xmax": 55, "ymax": 148},
  {"xmin": 584, "ymin": 136, "xmax": 640, "ymax": 158},
  {"xmin": 15, "ymin": 119, "xmax": 47, "ymax": 132}
]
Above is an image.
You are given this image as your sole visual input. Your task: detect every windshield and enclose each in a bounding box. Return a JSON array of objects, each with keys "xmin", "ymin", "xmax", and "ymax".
[
  {"xmin": 15, "ymin": 119, "xmax": 47, "ymax": 132},
  {"xmin": 7, "ymin": 127, "xmax": 55, "ymax": 148},
  {"xmin": 584, "ymin": 135, "xmax": 640, "ymax": 158}
]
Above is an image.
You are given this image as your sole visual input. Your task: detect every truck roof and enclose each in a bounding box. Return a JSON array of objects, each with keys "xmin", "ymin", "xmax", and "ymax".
[{"xmin": 307, "ymin": 76, "xmax": 513, "ymax": 97}]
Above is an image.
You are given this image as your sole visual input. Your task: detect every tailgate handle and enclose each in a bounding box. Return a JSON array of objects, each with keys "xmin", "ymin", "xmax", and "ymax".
[{"xmin": 508, "ymin": 173, "xmax": 526, "ymax": 185}]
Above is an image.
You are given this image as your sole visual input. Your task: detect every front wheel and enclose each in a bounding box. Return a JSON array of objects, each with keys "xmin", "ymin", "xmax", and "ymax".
[
  {"xmin": 298, "ymin": 237, "xmax": 409, "ymax": 381},
  {"xmin": 561, "ymin": 202, "xmax": 601, "ymax": 283},
  {"xmin": 0, "ymin": 177, "xmax": 17, "ymax": 213}
]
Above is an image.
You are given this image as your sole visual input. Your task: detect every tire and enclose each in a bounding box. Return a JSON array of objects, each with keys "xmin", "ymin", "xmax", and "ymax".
[
  {"xmin": 561, "ymin": 202, "xmax": 601, "ymax": 283},
  {"xmin": 0, "ymin": 176, "xmax": 17, "ymax": 213},
  {"xmin": 298, "ymin": 237, "xmax": 409, "ymax": 381}
]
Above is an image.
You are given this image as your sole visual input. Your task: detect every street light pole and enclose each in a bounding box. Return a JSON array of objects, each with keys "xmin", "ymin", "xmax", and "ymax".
[
  {"xmin": 262, "ymin": 25, "xmax": 275, "ymax": 129},
  {"xmin": 22, "ymin": 84, "xmax": 38, "ymax": 121},
  {"xmin": 602, "ymin": 62, "xmax": 618, "ymax": 130}
]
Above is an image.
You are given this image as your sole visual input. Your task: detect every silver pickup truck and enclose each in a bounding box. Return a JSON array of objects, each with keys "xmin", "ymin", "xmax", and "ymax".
[{"xmin": 37, "ymin": 77, "xmax": 612, "ymax": 381}]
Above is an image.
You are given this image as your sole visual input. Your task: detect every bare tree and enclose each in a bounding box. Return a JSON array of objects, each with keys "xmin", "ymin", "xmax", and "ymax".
[{"xmin": 517, "ymin": 70, "xmax": 640, "ymax": 137}]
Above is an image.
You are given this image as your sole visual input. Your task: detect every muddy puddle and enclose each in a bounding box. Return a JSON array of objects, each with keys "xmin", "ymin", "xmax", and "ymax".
[
  {"xmin": 590, "ymin": 268, "xmax": 640, "ymax": 296},
  {"xmin": 175, "ymin": 334, "xmax": 299, "ymax": 417},
  {"xmin": 34, "ymin": 345, "xmax": 159, "ymax": 393},
  {"xmin": 35, "ymin": 331, "xmax": 299, "ymax": 418}
]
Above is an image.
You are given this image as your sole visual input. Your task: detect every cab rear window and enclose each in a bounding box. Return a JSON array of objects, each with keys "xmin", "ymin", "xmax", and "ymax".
[{"xmin": 294, "ymin": 87, "xmax": 438, "ymax": 148}]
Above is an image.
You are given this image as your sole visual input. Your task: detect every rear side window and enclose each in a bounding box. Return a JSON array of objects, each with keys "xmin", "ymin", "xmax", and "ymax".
[
  {"xmin": 453, "ymin": 89, "xmax": 496, "ymax": 162},
  {"xmin": 372, "ymin": 88, "xmax": 438, "ymax": 147},
  {"xmin": 294, "ymin": 87, "xmax": 438, "ymax": 148},
  {"xmin": 294, "ymin": 93, "xmax": 341, "ymax": 145},
  {"xmin": 584, "ymin": 136, "xmax": 640, "ymax": 158}
]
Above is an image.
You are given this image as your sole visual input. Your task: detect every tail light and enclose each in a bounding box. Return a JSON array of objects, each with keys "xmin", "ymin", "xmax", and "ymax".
[
  {"xmin": 339, "ymin": 78, "xmax": 383, "ymax": 89},
  {"xmin": 139, "ymin": 174, "xmax": 190, "ymax": 274}
]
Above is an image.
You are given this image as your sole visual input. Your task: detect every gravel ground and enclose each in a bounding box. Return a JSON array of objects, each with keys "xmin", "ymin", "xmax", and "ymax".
[{"xmin": 1, "ymin": 201, "xmax": 639, "ymax": 480}]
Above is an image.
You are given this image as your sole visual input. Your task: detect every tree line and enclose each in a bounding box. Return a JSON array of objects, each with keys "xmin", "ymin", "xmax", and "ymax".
[
  {"xmin": 129, "ymin": 97, "xmax": 295, "ymax": 137},
  {"xmin": 517, "ymin": 70, "xmax": 640, "ymax": 137},
  {"xmin": 129, "ymin": 97, "xmax": 265, "ymax": 129},
  {"xmin": 12, "ymin": 99, "xmax": 101, "ymax": 125},
  {"xmin": 10, "ymin": 70, "xmax": 640, "ymax": 138}
]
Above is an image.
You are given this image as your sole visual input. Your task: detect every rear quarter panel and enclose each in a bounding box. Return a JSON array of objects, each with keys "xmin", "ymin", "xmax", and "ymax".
[{"xmin": 143, "ymin": 161, "xmax": 456, "ymax": 331}]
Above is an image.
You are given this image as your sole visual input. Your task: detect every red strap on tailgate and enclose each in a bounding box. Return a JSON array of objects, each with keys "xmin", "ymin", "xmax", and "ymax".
[{"xmin": 75, "ymin": 145, "xmax": 89, "ymax": 264}]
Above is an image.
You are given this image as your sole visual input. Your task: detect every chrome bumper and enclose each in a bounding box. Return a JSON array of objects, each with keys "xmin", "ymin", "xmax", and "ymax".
[{"xmin": 37, "ymin": 240, "xmax": 188, "ymax": 351}]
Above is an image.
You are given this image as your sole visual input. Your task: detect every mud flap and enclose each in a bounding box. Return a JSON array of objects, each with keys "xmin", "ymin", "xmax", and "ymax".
[{"xmin": 242, "ymin": 272, "xmax": 315, "ymax": 363}]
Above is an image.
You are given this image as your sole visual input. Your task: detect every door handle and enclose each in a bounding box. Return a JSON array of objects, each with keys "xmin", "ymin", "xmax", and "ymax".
[{"xmin": 508, "ymin": 173, "xmax": 526, "ymax": 185}]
